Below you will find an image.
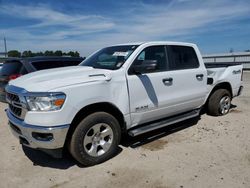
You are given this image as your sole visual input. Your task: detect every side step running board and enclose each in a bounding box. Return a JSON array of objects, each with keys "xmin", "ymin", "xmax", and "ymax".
[{"xmin": 128, "ymin": 109, "xmax": 200, "ymax": 137}]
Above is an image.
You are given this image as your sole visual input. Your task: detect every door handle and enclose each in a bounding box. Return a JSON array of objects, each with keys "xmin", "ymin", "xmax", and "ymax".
[
  {"xmin": 162, "ymin": 78, "xmax": 173, "ymax": 85},
  {"xmin": 196, "ymin": 74, "xmax": 204, "ymax": 80}
]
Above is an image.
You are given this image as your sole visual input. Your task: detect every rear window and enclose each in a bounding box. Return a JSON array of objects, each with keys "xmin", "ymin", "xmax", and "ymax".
[
  {"xmin": 0, "ymin": 61, "xmax": 22, "ymax": 76},
  {"xmin": 32, "ymin": 60, "xmax": 81, "ymax": 70},
  {"xmin": 167, "ymin": 45, "xmax": 199, "ymax": 70}
]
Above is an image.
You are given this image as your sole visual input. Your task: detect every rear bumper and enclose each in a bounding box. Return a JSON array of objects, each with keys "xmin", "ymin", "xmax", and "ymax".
[{"xmin": 6, "ymin": 109, "xmax": 69, "ymax": 149}]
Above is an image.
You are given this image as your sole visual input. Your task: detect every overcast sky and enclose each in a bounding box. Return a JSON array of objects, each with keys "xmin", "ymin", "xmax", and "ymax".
[{"xmin": 0, "ymin": 0, "xmax": 250, "ymax": 56}]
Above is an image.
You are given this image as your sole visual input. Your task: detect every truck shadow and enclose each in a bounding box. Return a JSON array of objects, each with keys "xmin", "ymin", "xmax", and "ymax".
[
  {"xmin": 22, "ymin": 116, "xmax": 200, "ymax": 169},
  {"xmin": 22, "ymin": 145, "xmax": 123, "ymax": 169},
  {"xmin": 121, "ymin": 116, "xmax": 200, "ymax": 148},
  {"xmin": 22, "ymin": 146, "xmax": 76, "ymax": 169},
  {"xmin": 127, "ymin": 103, "xmax": 238, "ymax": 150}
]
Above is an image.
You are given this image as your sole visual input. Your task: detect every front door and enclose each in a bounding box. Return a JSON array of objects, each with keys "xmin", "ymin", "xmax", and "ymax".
[{"xmin": 127, "ymin": 45, "xmax": 171, "ymax": 127}]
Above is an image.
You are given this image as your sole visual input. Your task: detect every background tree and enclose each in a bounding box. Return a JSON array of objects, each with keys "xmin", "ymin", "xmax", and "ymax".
[
  {"xmin": 74, "ymin": 51, "xmax": 80, "ymax": 57},
  {"xmin": 67, "ymin": 51, "xmax": 75, "ymax": 57},
  {"xmin": 54, "ymin": 50, "xmax": 63, "ymax": 56},
  {"xmin": 67, "ymin": 51, "xmax": 80, "ymax": 57},
  {"xmin": 34, "ymin": 51, "xmax": 44, "ymax": 56},
  {"xmin": 22, "ymin": 50, "xmax": 33, "ymax": 57},
  {"xmin": 44, "ymin": 50, "xmax": 54, "ymax": 56},
  {"xmin": 8, "ymin": 50, "xmax": 21, "ymax": 57},
  {"xmin": 7, "ymin": 50, "xmax": 81, "ymax": 57}
]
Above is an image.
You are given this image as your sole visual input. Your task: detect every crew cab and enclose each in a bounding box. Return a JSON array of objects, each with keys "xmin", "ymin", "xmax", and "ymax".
[{"xmin": 5, "ymin": 42, "xmax": 243, "ymax": 166}]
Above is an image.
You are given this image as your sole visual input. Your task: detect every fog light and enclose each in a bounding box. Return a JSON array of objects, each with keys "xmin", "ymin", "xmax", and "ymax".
[
  {"xmin": 32, "ymin": 132, "xmax": 53, "ymax": 141},
  {"xmin": 19, "ymin": 137, "xmax": 29, "ymax": 145}
]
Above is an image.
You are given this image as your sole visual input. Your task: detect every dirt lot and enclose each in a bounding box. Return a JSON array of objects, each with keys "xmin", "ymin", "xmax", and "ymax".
[{"xmin": 0, "ymin": 72, "xmax": 249, "ymax": 188}]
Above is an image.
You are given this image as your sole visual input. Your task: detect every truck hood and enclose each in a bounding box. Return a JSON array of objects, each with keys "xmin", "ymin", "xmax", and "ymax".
[{"xmin": 9, "ymin": 66, "xmax": 112, "ymax": 92}]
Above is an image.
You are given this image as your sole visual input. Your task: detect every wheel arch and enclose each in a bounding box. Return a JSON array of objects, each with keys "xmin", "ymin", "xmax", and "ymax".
[
  {"xmin": 65, "ymin": 102, "xmax": 126, "ymax": 146},
  {"xmin": 205, "ymin": 82, "xmax": 233, "ymax": 105}
]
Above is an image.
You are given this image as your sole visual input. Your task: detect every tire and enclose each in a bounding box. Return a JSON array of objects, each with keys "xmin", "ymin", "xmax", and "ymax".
[
  {"xmin": 69, "ymin": 112, "xmax": 121, "ymax": 166},
  {"xmin": 207, "ymin": 89, "xmax": 231, "ymax": 116}
]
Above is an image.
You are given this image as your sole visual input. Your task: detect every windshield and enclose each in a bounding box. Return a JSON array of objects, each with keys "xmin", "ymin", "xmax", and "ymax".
[{"xmin": 80, "ymin": 45, "xmax": 139, "ymax": 70}]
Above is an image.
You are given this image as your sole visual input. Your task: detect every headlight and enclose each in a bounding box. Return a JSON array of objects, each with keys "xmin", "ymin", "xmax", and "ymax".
[{"xmin": 25, "ymin": 93, "xmax": 66, "ymax": 111}]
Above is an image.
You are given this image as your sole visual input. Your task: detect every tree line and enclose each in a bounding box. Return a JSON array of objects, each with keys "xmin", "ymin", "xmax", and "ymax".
[{"xmin": 7, "ymin": 50, "xmax": 80, "ymax": 57}]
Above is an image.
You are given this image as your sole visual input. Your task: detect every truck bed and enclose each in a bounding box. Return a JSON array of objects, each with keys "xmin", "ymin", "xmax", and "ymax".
[
  {"xmin": 205, "ymin": 62, "xmax": 242, "ymax": 68},
  {"xmin": 205, "ymin": 63, "xmax": 243, "ymax": 98}
]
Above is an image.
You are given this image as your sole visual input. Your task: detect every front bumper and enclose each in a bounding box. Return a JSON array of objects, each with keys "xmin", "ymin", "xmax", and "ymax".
[
  {"xmin": 237, "ymin": 86, "xmax": 243, "ymax": 96},
  {"xmin": 6, "ymin": 109, "xmax": 69, "ymax": 149},
  {"xmin": 0, "ymin": 89, "xmax": 6, "ymax": 103}
]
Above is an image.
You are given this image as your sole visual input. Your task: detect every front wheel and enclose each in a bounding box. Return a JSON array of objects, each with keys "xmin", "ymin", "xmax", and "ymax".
[
  {"xmin": 69, "ymin": 112, "xmax": 121, "ymax": 166},
  {"xmin": 207, "ymin": 89, "xmax": 232, "ymax": 116}
]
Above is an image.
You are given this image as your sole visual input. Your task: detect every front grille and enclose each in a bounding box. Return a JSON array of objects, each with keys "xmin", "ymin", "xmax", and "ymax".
[
  {"xmin": 6, "ymin": 92, "xmax": 22, "ymax": 118},
  {"xmin": 6, "ymin": 92, "xmax": 20, "ymax": 103},
  {"xmin": 9, "ymin": 104, "xmax": 22, "ymax": 117}
]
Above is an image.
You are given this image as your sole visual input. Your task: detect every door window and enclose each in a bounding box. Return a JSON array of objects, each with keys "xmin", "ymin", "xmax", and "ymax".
[
  {"xmin": 129, "ymin": 46, "xmax": 167, "ymax": 74},
  {"xmin": 167, "ymin": 45, "xmax": 199, "ymax": 70}
]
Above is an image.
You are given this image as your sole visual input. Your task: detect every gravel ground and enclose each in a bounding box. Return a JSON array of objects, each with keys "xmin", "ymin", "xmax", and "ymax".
[{"xmin": 0, "ymin": 72, "xmax": 249, "ymax": 188}]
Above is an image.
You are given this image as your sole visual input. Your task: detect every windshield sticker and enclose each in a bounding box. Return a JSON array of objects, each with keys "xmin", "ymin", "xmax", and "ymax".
[
  {"xmin": 113, "ymin": 52, "xmax": 129, "ymax": 56},
  {"xmin": 116, "ymin": 62, "xmax": 123, "ymax": 67}
]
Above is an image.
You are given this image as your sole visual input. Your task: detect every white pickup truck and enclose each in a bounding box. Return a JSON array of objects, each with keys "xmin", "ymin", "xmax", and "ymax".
[{"xmin": 5, "ymin": 42, "xmax": 243, "ymax": 166}]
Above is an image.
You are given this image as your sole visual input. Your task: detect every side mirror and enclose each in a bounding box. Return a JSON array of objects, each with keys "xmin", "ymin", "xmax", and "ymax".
[{"xmin": 132, "ymin": 60, "xmax": 157, "ymax": 74}]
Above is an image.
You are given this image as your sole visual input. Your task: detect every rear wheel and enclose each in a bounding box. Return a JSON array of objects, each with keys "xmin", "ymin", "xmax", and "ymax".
[
  {"xmin": 69, "ymin": 112, "xmax": 121, "ymax": 166},
  {"xmin": 207, "ymin": 89, "xmax": 231, "ymax": 116}
]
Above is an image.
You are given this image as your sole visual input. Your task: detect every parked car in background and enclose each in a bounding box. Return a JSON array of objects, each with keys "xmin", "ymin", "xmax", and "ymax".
[
  {"xmin": 0, "ymin": 56, "xmax": 84, "ymax": 102},
  {"xmin": 0, "ymin": 62, "xmax": 3, "ymax": 71}
]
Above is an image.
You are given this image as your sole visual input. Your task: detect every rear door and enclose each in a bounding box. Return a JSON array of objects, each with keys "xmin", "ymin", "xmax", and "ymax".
[{"xmin": 164, "ymin": 45, "xmax": 207, "ymax": 113}]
